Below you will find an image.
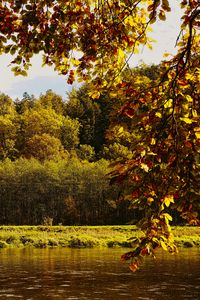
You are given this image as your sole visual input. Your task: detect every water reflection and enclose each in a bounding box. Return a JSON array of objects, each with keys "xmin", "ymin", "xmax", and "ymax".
[{"xmin": 0, "ymin": 248, "xmax": 199, "ymax": 299}]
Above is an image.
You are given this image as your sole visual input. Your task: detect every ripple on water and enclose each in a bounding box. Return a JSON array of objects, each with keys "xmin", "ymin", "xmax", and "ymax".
[
  {"xmin": 0, "ymin": 288, "xmax": 15, "ymax": 293},
  {"xmin": 60, "ymin": 284, "xmax": 70, "ymax": 287},
  {"xmin": 0, "ymin": 295, "xmax": 23, "ymax": 298},
  {"xmin": 0, "ymin": 248, "xmax": 199, "ymax": 300},
  {"xmin": 25, "ymin": 285, "xmax": 42, "ymax": 290}
]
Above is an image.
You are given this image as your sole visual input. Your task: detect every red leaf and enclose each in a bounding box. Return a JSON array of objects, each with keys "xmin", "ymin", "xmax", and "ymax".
[
  {"xmin": 124, "ymin": 108, "xmax": 135, "ymax": 118},
  {"xmin": 132, "ymin": 190, "xmax": 139, "ymax": 199}
]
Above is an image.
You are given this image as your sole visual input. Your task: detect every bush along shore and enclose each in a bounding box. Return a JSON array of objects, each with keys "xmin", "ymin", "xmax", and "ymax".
[{"xmin": 0, "ymin": 226, "xmax": 199, "ymax": 249}]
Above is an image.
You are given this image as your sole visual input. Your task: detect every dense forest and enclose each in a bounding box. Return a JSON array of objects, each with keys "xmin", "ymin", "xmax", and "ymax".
[{"xmin": 0, "ymin": 65, "xmax": 158, "ymax": 225}]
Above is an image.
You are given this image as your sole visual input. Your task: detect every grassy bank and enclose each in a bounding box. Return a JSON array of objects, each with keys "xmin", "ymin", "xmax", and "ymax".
[{"xmin": 0, "ymin": 225, "xmax": 199, "ymax": 249}]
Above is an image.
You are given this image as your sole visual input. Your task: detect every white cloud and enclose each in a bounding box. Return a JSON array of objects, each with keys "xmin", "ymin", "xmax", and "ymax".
[
  {"xmin": 0, "ymin": 55, "xmax": 74, "ymax": 99},
  {"xmin": 5, "ymin": 76, "xmax": 69, "ymax": 100}
]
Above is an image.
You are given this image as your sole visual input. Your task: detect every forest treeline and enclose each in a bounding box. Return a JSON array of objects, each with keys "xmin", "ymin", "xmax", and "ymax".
[
  {"xmin": 0, "ymin": 64, "xmax": 180, "ymax": 225},
  {"xmin": 0, "ymin": 84, "xmax": 133, "ymax": 225}
]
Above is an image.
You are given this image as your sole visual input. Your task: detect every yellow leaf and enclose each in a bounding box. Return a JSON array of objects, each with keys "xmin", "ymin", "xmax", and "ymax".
[
  {"xmin": 71, "ymin": 24, "xmax": 78, "ymax": 30},
  {"xmin": 13, "ymin": 19, "xmax": 22, "ymax": 26},
  {"xmin": 164, "ymin": 99, "xmax": 173, "ymax": 108},
  {"xmin": 71, "ymin": 58, "xmax": 81, "ymax": 66},
  {"xmin": 180, "ymin": 117, "xmax": 193, "ymax": 124},
  {"xmin": 192, "ymin": 110, "xmax": 198, "ymax": 118},
  {"xmin": 148, "ymin": 152, "xmax": 157, "ymax": 156},
  {"xmin": 118, "ymin": 48, "xmax": 125, "ymax": 65},
  {"xmin": 133, "ymin": 47, "xmax": 139, "ymax": 54},
  {"xmin": 163, "ymin": 213, "xmax": 173, "ymax": 222},
  {"xmin": 150, "ymin": 190, "xmax": 156, "ymax": 196},
  {"xmin": 151, "ymin": 138, "xmax": 156, "ymax": 145},
  {"xmin": 146, "ymin": 26, "xmax": 153, "ymax": 32},
  {"xmin": 155, "ymin": 112, "xmax": 162, "ymax": 118},
  {"xmin": 147, "ymin": 43, "xmax": 153, "ymax": 50},
  {"xmin": 185, "ymin": 95, "xmax": 193, "ymax": 102},
  {"xmin": 141, "ymin": 150, "xmax": 146, "ymax": 157},
  {"xmin": 185, "ymin": 73, "xmax": 194, "ymax": 81},
  {"xmin": 152, "ymin": 237, "xmax": 159, "ymax": 244},
  {"xmin": 194, "ymin": 127, "xmax": 200, "ymax": 139},
  {"xmin": 88, "ymin": 91, "xmax": 100, "ymax": 99},
  {"xmin": 118, "ymin": 127, "xmax": 124, "ymax": 134},
  {"xmin": 163, "ymin": 52, "xmax": 170, "ymax": 57},
  {"xmin": 160, "ymin": 240, "xmax": 168, "ymax": 251},
  {"xmin": 124, "ymin": 16, "xmax": 135, "ymax": 26},
  {"xmin": 109, "ymin": 92, "xmax": 118, "ymax": 98},
  {"xmin": 141, "ymin": 163, "xmax": 149, "ymax": 172},
  {"xmin": 147, "ymin": 197, "xmax": 154, "ymax": 204},
  {"xmin": 163, "ymin": 195, "xmax": 174, "ymax": 207}
]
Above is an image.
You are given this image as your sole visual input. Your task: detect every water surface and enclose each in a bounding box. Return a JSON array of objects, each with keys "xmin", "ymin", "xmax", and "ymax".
[{"xmin": 0, "ymin": 248, "xmax": 199, "ymax": 299}]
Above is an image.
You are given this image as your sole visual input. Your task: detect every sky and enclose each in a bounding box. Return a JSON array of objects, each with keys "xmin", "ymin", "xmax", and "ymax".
[{"xmin": 0, "ymin": 1, "xmax": 182, "ymax": 100}]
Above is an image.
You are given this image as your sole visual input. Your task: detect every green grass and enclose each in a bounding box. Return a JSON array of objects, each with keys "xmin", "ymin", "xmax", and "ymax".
[
  {"xmin": 0, "ymin": 225, "xmax": 199, "ymax": 249},
  {"xmin": 172, "ymin": 226, "xmax": 200, "ymax": 248}
]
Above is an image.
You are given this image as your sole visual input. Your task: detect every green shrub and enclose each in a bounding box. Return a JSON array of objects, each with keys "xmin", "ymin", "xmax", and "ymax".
[
  {"xmin": 107, "ymin": 240, "xmax": 117, "ymax": 248},
  {"xmin": 68, "ymin": 237, "xmax": 96, "ymax": 248},
  {"xmin": 0, "ymin": 240, "xmax": 8, "ymax": 248},
  {"xmin": 48, "ymin": 238, "xmax": 58, "ymax": 247},
  {"xmin": 6, "ymin": 235, "xmax": 16, "ymax": 244},
  {"xmin": 20, "ymin": 235, "xmax": 34, "ymax": 245},
  {"xmin": 34, "ymin": 239, "xmax": 48, "ymax": 248},
  {"xmin": 119, "ymin": 241, "xmax": 132, "ymax": 248},
  {"xmin": 183, "ymin": 241, "xmax": 194, "ymax": 248}
]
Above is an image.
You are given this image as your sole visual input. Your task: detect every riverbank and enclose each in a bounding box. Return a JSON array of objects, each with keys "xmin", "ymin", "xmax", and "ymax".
[{"xmin": 0, "ymin": 225, "xmax": 199, "ymax": 249}]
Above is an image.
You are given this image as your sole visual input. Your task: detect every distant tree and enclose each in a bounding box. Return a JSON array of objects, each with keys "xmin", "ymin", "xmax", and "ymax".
[
  {"xmin": 0, "ymin": 93, "xmax": 18, "ymax": 159},
  {"xmin": 22, "ymin": 106, "xmax": 63, "ymax": 139},
  {"xmin": 102, "ymin": 143, "xmax": 133, "ymax": 161},
  {"xmin": 60, "ymin": 158, "xmax": 121, "ymax": 225},
  {"xmin": 0, "ymin": 93, "xmax": 15, "ymax": 116},
  {"xmin": 38, "ymin": 90, "xmax": 65, "ymax": 115},
  {"xmin": 76, "ymin": 144, "xmax": 95, "ymax": 161},
  {"xmin": 15, "ymin": 92, "xmax": 35, "ymax": 114},
  {"xmin": 66, "ymin": 85, "xmax": 110, "ymax": 153},
  {"xmin": 60, "ymin": 116, "xmax": 80, "ymax": 151},
  {"xmin": 23, "ymin": 133, "xmax": 68, "ymax": 161}
]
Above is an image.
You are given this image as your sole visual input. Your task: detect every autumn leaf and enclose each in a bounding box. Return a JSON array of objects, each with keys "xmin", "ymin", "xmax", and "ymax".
[
  {"xmin": 162, "ymin": 213, "xmax": 173, "ymax": 222},
  {"xmin": 185, "ymin": 95, "xmax": 193, "ymax": 102},
  {"xmin": 129, "ymin": 261, "xmax": 139, "ymax": 272},
  {"xmin": 164, "ymin": 99, "xmax": 173, "ymax": 108},
  {"xmin": 180, "ymin": 117, "xmax": 194, "ymax": 124},
  {"xmin": 155, "ymin": 112, "xmax": 162, "ymax": 118},
  {"xmin": 194, "ymin": 127, "xmax": 200, "ymax": 139},
  {"xmin": 147, "ymin": 197, "xmax": 154, "ymax": 204},
  {"xmin": 163, "ymin": 195, "xmax": 174, "ymax": 207},
  {"xmin": 118, "ymin": 48, "xmax": 125, "ymax": 65},
  {"xmin": 160, "ymin": 240, "xmax": 168, "ymax": 251},
  {"xmin": 88, "ymin": 90, "xmax": 101, "ymax": 99}
]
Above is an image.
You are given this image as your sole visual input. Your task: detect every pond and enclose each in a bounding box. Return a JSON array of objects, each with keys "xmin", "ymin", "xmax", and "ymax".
[{"xmin": 0, "ymin": 248, "xmax": 199, "ymax": 299}]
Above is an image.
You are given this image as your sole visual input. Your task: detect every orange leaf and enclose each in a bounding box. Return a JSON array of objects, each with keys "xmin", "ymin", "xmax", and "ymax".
[{"xmin": 129, "ymin": 262, "xmax": 139, "ymax": 272}]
